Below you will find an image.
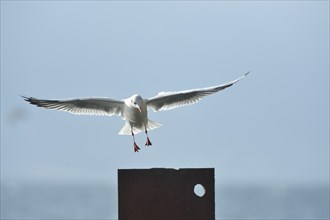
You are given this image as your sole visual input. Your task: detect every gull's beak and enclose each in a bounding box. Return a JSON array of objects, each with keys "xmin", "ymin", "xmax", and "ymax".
[{"xmin": 136, "ymin": 106, "xmax": 142, "ymax": 113}]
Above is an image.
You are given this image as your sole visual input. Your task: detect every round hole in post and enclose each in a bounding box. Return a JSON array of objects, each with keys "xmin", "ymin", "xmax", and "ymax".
[{"xmin": 194, "ymin": 183, "xmax": 206, "ymax": 197}]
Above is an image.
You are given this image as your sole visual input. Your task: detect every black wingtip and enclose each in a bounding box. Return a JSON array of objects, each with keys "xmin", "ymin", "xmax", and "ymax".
[
  {"xmin": 20, "ymin": 95, "xmax": 35, "ymax": 104},
  {"xmin": 245, "ymin": 71, "xmax": 250, "ymax": 76},
  {"xmin": 20, "ymin": 95, "xmax": 29, "ymax": 101}
]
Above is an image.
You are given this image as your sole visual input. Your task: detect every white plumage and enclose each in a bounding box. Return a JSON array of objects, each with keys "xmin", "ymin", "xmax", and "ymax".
[{"xmin": 22, "ymin": 72, "xmax": 249, "ymax": 152}]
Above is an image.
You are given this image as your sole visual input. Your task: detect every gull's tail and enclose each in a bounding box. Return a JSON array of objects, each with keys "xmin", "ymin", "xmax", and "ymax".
[{"xmin": 118, "ymin": 120, "xmax": 162, "ymax": 135}]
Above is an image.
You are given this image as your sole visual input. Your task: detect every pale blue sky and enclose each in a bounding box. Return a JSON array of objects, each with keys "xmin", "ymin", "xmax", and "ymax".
[{"xmin": 1, "ymin": 1, "xmax": 329, "ymax": 188}]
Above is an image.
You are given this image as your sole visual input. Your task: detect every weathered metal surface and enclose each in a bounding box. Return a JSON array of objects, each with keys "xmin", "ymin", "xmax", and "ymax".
[{"xmin": 118, "ymin": 168, "xmax": 215, "ymax": 220}]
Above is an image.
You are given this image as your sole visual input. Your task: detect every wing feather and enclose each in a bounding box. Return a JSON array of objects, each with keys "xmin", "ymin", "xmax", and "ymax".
[
  {"xmin": 146, "ymin": 72, "xmax": 249, "ymax": 112},
  {"xmin": 21, "ymin": 96, "xmax": 124, "ymax": 116}
]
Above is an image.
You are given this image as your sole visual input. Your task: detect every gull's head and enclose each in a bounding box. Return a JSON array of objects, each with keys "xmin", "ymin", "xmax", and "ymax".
[{"xmin": 130, "ymin": 94, "xmax": 143, "ymax": 112}]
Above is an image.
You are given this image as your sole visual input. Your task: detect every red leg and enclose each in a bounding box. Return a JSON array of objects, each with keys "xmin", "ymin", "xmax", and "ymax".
[
  {"xmin": 131, "ymin": 130, "xmax": 140, "ymax": 152},
  {"xmin": 145, "ymin": 130, "xmax": 152, "ymax": 146}
]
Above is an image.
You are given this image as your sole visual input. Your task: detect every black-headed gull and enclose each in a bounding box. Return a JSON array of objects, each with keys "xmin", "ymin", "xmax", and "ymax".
[{"xmin": 22, "ymin": 72, "xmax": 249, "ymax": 152}]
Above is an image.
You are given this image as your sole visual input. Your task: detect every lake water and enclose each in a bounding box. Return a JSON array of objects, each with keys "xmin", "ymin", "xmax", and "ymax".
[{"xmin": 1, "ymin": 182, "xmax": 329, "ymax": 219}]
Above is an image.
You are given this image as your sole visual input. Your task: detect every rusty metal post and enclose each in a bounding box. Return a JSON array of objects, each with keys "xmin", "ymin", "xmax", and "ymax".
[{"xmin": 118, "ymin": 168, "xmax": 215, "ymax": 220}]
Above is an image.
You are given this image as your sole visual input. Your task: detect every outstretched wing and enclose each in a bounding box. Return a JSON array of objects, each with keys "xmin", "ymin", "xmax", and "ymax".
[
  {"xmin": 22, "ymin": 96, "xmax": 125, "ymax": 116},
  {"xmin": 146, "ymin": 72, "xmax": 249, "ymax": 112}
]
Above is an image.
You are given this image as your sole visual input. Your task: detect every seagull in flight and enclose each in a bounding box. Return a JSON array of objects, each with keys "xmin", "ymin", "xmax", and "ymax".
[{"xmin": 22, "ymin": 72, "xmax": 249, "ymax": 152}]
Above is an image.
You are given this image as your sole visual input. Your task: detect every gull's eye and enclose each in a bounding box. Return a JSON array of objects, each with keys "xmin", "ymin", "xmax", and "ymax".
[{"xmin": 134, "ymin": 102, "xmax": 137, "ymax": 105}]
